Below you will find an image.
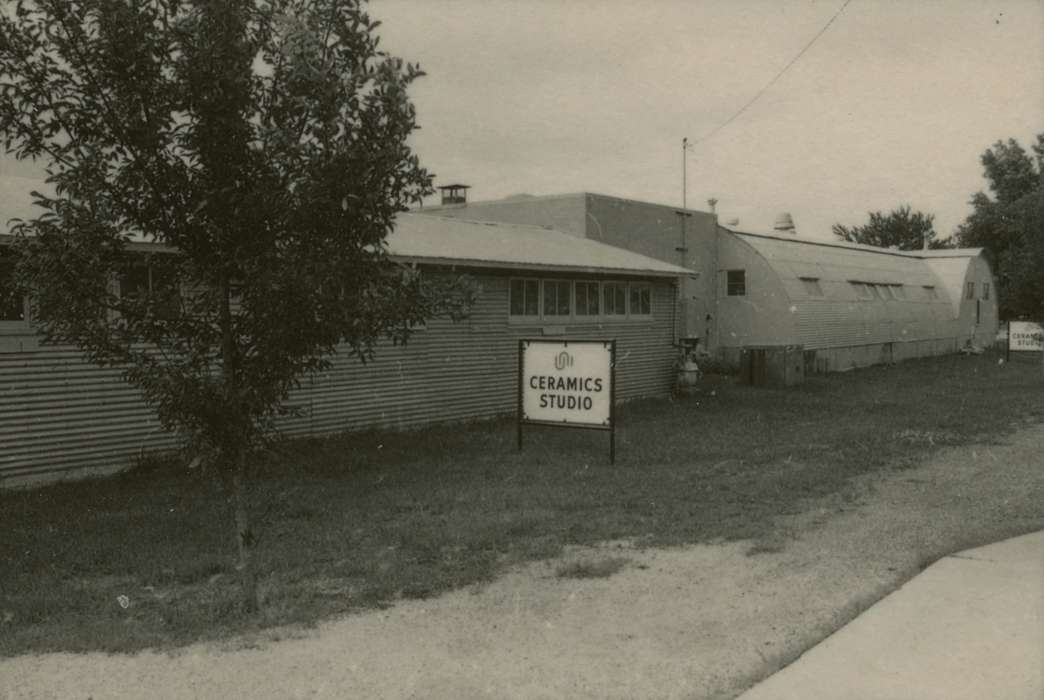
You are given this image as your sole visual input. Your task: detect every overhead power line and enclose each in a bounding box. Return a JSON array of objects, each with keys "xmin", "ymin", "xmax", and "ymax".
[{"xmin": 693, "ymin": 0, "xmax": 854, "ymax": 146}]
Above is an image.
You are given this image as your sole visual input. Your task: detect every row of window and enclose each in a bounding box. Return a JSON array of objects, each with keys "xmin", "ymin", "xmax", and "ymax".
[
  {"xmin": 509, "ymin": 279, "xmax": 652, "ymax": 320},
  {"xmin": 849, "ymin": 281, "xmax": 913, "ymax": 301},
  {"xmin": 725, "ymin": 272, "xmax": 943, "ymax": 303},
  {"xmin": 0, "ymin": 258, "xmax": 183, "ymax": 323}
]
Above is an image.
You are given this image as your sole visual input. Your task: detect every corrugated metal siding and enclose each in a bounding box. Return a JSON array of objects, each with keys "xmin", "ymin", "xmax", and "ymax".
[
  {"xmin": 281, "ymin": 273, "xmax": 677, "ymax": 435},
  {"xmin": 794, "ymin": 299, "xmax": 956, "ymax": 350},
  {"xmin": 1, "ymin": 272, "xmax": 677, "ymax": 485},
  {"xmin": 0, "ymin": 348, "xmax": 179, "ymax": 483}
]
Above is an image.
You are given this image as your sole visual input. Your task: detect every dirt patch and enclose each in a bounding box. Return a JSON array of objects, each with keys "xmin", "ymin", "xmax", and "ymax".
[{"xmin": 3, "ymin": 424, "xmax": 1043, "ymax": 700}]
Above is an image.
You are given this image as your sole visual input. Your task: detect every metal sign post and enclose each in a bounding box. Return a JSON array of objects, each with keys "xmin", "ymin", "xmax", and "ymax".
[{"xmin": 517, "ymin": 338, "xmax": 616, "ymax": 464}]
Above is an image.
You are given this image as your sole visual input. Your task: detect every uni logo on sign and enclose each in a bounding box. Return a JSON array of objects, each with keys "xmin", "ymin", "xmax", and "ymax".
[{"xmin": 554, "ymin": 351, "xmax": 574, "ymax": 371}]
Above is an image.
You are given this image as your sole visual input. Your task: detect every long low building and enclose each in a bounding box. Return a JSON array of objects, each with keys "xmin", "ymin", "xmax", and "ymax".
[
  {"xmin": 0, "ymin": 213, "xmax": 689, "ymax": 486},
  {"xmin": 421, "ymin": 191, "xmax": 999, "ymax": 373}
]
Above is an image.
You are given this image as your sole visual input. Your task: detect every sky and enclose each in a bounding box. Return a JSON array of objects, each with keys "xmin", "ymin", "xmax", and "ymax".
[
  {"xmin": 1, "ymin": 0, "xmax": 1041, "ymax": 242},
  {"xmin": 368, "ymin": 0, "xmax": 1044, "ymax": 240}
]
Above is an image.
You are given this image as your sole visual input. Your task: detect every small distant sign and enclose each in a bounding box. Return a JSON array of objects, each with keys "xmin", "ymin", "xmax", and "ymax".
[
  {"xmin": 1009, "ymin": 321, "xmax": 1044, "ymax": 352},
  {"xmin": 517, "ymin": 339, "xmax": 616, "ymax": 462}
]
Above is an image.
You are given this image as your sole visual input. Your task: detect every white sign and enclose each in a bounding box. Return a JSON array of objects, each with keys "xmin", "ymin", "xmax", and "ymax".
[
  {"xmin": 1010, "ymin": 321, "xmax": 1044, "ymax": 352},
  {"xmin": 520, "ymin": 340, "xmax": 612, "ymax": 428}
]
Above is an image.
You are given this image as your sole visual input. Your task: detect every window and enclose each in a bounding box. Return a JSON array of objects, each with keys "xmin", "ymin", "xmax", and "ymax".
[
  {"xmin": 510, "ymin": 277, "xmax": 651, "ymax": 321},
  {"xmin": 118, "ymin": 258, "xmax": 181, "ymax": 318},
  {"xmin": 574, "ymin": 281, "xmax": 600, "ymax": 316},
  {"xmin": 603, "ymin": 282, "xmax": 627, "ymax": 316},
  {"xmin": 877, "ymin": 284, "xmax": 893, "ymax": 300},
  {"xmin": 726, "ymin": 269, "xmax": 746, "ymax": 296},
  {"xmin": 965, "ymin": 281, "xmax": 975, "ymax": 300},
  {"xmin": 890, "ymin": 284, "xmax": 906, "ymax": 300},
  {"xmin": 799, "ymin": 277, "xmax": 823, "ymax": 297},
  {"xmin": 0, "ymin": 251, "xmax": 25, "ymax": 322},
  {"xmin": 850, "ymin": 281, "xmax": 872, "ymax": 299},
  {"xmin": 118, "ymin": 263, "xmax": 151, "ymax": 301},
  {"xmin": 923, "ymin": 285, "xmax": 938, "ymax": 300},
  {"xmin": 629, "ymin": 284, "xmax": 651, "ymax": 315},
  {"xmin": 867, "ymin": 284, "xmax": 881, "ymax": 299},
  {"xmin": 509, "ymin": 279, "xmax": 539, "ymax": 316},
  {"xmin": 983, "ymin": 282, "xmax": 990, "ymax": 300},
  {"xmin": 542, "ymin": 280, "xmax": 571, "ymax": 317}
]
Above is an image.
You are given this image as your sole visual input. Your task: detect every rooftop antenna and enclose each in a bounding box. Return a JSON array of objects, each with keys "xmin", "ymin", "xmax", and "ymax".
[
  {"xmin": 681, "ymin": 137, "xmax": 694, "ymax": 210},
  {"xmin": 675, "ymin": 137, "xmax": 695, "ymax": 268}
]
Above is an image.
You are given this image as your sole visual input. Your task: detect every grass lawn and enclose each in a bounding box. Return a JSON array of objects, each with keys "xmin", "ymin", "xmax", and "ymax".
[{"xmin": 2, "ymin": 351, "xmax": 1043, "ymax": 656}]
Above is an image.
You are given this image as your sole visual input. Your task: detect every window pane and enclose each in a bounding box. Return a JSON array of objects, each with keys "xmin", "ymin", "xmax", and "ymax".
[
  {"xmin": 891, "ymin": 284, "xmax": 905, "ymax": 299},
  {"xmin": 150, "ymin": 261, "xmax": 180, "ymax": 318},
  {"xmin": 604, "ymin": 283, "xmax": 626, "ymax": 315},
  {"xmin": 0, "ymin": 257, "xmax": 24, "ymax": 321},
  {"xmin": 984, "ymin": 283, "xmax": 990, "ymax": 300},
  {"xmin": 118, "ymin": 263, "xmax": 150, "ymax": 300},
  {"xmin": 575, "ymin": 282, "xmax": 600, "ymax": 316},
  {"xmin": 630, "ymin": 285, "xmax": 651, "ymax": 315},
  {"xmin": 726, "ymin": 270, "xmax": 745, "ymax": 296},
  {"xmin": 966, "ymin": 282, "xmax": 975, "ymax": 299},
  {"xmin": 524, "ymin": 280, "xmax": 539, "ymax": 315},
  {"xmin": 556, "ymin": 281, "xmax": 570, "ymax": 315},
  {"xmin": 543, "ymin": 280, "xmax": 570, "ymax": 317},
  {"xmin": 800, "ymin": 278, "xmax": 822, "ymax": 296},
  {"xmin": 588, "ymin": 283, "xmax": 599, "ymax": 315},
  {"xmin": 510, "ymin": 280, "xmax": 524, "ymax": 315}
]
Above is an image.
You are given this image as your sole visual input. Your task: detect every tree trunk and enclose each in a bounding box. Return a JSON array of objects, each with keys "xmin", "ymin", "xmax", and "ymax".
[
  {"xmin": 217, "ymin": 271, "xmax": 258, "ymax": 611},
  {"xmin": 232, "ymin": 450, "xmax": 259, "ymax": 613}
]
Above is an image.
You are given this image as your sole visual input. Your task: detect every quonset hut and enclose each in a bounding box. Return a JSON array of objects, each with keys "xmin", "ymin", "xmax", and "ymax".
[
  {"xmin": 0, "ymin": 211, "xmax": 689, "ymax": 486},
  {"xmin": 420, "ymin": 190, "xmax": 999, "ymax": 375},
  {"xmin": 716, "ymin": 227, "xmax": 997, "ymax": 372}
]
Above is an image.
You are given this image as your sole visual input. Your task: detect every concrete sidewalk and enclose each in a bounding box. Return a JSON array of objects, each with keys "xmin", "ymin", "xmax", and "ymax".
[{"xmin": 738, "ymin": 531, "xmax": 1044, "ymax": 700}]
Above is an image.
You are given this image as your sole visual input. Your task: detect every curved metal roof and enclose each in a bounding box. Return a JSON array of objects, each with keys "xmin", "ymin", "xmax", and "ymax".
[{"xmin": 732, "ymin": 231, "xmax": 947, "ymax": 288}]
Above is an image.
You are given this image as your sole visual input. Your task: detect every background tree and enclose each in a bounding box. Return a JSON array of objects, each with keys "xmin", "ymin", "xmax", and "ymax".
[
  {"xmin": 956, "ymin": 134, "xmax": 1044, "ymax": 319},
  {"xmin": 0, "ymin": 0, "xmax": 472, "ymax": 611},
  {"xmin": 832, "ymin": 204, "xmax": 951, "ymax": 250}
]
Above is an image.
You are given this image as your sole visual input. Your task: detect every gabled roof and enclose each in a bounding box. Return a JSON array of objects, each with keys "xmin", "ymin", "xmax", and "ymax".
[{"xmin": 388, "ymin": 213, "xmax": 689, "ymax": 277}]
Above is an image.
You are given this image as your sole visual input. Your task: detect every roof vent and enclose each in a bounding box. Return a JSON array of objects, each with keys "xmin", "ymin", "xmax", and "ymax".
[
  {"xmin": 773, "ymin": 212, "xmax": 796, "ymax": 234},
  {"xmin": 438, "ymin": 184, "xmax": 470, "ymax": 206}
]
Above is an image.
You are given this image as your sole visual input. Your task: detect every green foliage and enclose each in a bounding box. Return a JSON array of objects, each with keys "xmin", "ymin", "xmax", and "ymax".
[
  {"xmin": 832, "ymin": 205, "xmax": 950, "ymax": 250},
  {"xmin": 0, "ymin": 0, "xmax": 473, "ymax": 468},
  {"xmin": 956, "ymin": 134, "xmax": 1044, "ymax": 319}
]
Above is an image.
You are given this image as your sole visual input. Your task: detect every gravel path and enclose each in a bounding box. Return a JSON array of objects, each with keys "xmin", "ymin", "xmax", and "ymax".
[{"xmin": 4, "ymin": 423, "xmax": 1043, "ymax": 700}]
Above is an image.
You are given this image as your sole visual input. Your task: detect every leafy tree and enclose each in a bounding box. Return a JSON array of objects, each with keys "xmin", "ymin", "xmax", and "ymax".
[
  {"xmin": 832, "ymin": 205, "xmax": 950, "ymax": 250},
  {"xmin": 956, "ymin": 134, "xmax": 1044, "ymax": 319},
  {"xmin": 997, "ymin": 189, "xmax": 1044, "ymax": 320},
  {"xmin": 0, "ymin": 0, "xmax": 472, "ymax": 611}
]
